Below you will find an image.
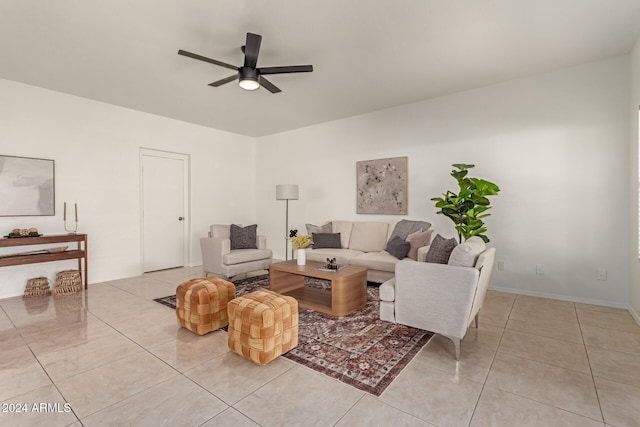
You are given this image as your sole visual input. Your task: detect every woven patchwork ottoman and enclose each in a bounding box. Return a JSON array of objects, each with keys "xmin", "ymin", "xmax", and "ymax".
[
  {"xmin": 227, "ymin": 289, "xmax": 298, "ymax": 365},
  {"xmin": 176, "ymin": 277, "xmax": 236, "ymax": 335}
]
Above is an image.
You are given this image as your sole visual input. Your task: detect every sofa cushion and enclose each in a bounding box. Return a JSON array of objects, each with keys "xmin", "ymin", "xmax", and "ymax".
[
  {"xmin": 425, "ymin": 234, "xmax": 458, "ymax": 264},
  {"xmin": 230, "ymin": 224, "xmax": 257, "ymax": 250},
  {"xmin": 306, "ymin": 248, "xmax": 364, "ymax": 266},
  {"xmin": 385, "ymin": 236, "xmax": 411, "ymax": 260},
  {"xmin": 312, "ymin": 233, "xmax": 342, "ymax": 249},
  {"xmin": 305, "ymin": 222, "xmax": 332, "ymax": 235},
  {"xmin": 349, "ymin": 251, "xmax": 399, "ymax": 272},
  {"xmin": 389, "ymin": 219, "xmax": 432, "ymax": 241},
  {"xmin": 448, "ymin": 236, "xmax": 486, "ymax": 268},
  {"xmin": 406, "ymin": 229, "xmax": 433, "ymax": 260},
  {"xmin": 349, "ymin": 222, "xmax": 389, "ymax": 252},
  {"xmin": 331, "ymin": 221, "xmax": 353, "ymax": 248},
  {"xmin": 223, "ymin": 248, "xmax": 272, "ymax": 265}
]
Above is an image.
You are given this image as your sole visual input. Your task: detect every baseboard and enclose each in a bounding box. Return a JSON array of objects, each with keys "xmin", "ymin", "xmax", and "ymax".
[
  {"xmin": 630, "ymin": 305, "xmax": 640, "ymax": 327},
  {"xmin": 489, "ymin": 285, "xmax": 629, "ymax": 310}
]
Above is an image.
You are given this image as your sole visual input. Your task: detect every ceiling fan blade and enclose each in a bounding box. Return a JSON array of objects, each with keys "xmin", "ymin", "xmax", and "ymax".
[
  {"xmin": 177, "ymin": 49, "xmax": 238, "ymax": 71},
  {"xmin": 208, "ymin": 74, "xmax": 238, "ymax": 87},
  {"xmin": 259, "ymin": 65, "xmax": 313, "ymax": 75},
  {"xmin": 243, "ymin": 33, "xmax": 262, "ymax": 68},
  {"xmin": 259, "ymin": 76, "xmax": 282, "ymax": 93}
]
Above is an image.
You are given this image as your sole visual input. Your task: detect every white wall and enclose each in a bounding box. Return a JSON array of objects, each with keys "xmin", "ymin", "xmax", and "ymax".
[
  {"xmin": 630, "ymin": 36, "xmax": 640, "ymax": 322},
  {"xmin": 0, "ymin": 79, "xmax": 256, "ymax": 298},
  {"xmin": 257, "ymin": 56, "xmax": 631, "ymax": 307}
]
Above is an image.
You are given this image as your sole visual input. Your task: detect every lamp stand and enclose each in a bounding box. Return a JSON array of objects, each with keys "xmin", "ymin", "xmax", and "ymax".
[{"xmin": 284, "ymin": 199, "xmax": 289, "ymax": 260}]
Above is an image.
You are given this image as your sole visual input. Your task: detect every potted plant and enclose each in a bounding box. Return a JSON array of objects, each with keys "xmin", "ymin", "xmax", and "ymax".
[
  {"xmin": 431, "ymin": 163, "xmax": 500, "ymax": 243},
  {"xmin": 291, "ymin": 234, "xmax": 313, "ymax": 265}
]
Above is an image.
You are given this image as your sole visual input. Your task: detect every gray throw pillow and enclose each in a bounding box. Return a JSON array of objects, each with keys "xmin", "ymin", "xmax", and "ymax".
[
  {"xmin": 306, "ymin": 222, "xmax": 332, "ymax": 235},
  {"xmin": 389, "ymin": 219, "xmax": 432, "ymax": 241},
  {"xmin": 385, "ymin": 235, "xmax": 411, "ymax": 260},
  {"xmin": 425, "ymin": 234, "xmax": 458, "ymax": 264},
  {"xmin": 230, "ymin": 224, "xmax": 257, "ymax": 250},
  {"xmin": 312, "ymin": 232, "xmax": 341, "ymax": 249}
]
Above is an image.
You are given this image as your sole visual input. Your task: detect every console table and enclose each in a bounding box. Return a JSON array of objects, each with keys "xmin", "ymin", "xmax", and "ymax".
[{"xmin": 0, "ymin": 234, "xmax": 88, "ymax": 289}]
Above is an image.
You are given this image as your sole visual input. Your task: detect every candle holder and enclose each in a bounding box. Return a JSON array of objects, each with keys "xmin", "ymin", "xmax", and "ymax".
[
  {"xmin": 63, "ymin": 202, "xmax": 78, "ymax": 234},
  {"xmin": 64, "ymin": 219, "xmax": 77, "ymax": 234}
]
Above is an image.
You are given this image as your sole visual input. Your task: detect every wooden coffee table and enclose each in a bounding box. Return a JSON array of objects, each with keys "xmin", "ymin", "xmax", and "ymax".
[{"xmin": 269, "ymin": 260, "xmax": 367, "ymax": 316}]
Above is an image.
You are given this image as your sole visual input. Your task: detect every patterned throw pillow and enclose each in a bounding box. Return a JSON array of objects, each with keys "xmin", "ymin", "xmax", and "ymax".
[
  {"xmin": 385, "ymin": 235, "xmax": 411, "ymax": 260},
  {"xmin": 424, "ymin": 234, "xmax": 458, "ymax": 264},
  {"xmin": 312, "ymin": 233, "xmax": 342, "ymax": 249},
  {"xmin": 230, "ymin": 224, "xmax": 257, "ymax": 250},
  {"xmin": 389, "ymin": 219, "xmax": 432, "ymax": 241}
]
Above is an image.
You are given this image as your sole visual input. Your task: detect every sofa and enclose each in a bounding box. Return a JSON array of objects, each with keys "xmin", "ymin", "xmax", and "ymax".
[{"xmin": 304, "ymin": 220, "xmax": 432, "ymax": 283}]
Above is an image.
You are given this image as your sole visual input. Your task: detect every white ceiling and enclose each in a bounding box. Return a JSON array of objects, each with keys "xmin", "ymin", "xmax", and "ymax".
[{"xmin": 1, "ymin": 0, "xmax": 640, "ymax": 137}]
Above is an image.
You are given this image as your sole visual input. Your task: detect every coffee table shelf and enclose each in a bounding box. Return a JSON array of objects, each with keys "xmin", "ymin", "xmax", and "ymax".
[{"xmin": 269, "ymin": 260, "xmax": 367, "ymax": 316}]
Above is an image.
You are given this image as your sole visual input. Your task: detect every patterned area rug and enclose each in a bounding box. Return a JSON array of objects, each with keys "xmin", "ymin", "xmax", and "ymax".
[{"xmin": 154, "ymin": 274, "xmax": 433, "ymax": 396}]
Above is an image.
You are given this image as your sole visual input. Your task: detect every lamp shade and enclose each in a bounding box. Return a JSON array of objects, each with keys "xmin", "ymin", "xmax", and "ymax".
[{"xmin": 276, "ymin": 184, "xmax": 299, "ymax": 200}]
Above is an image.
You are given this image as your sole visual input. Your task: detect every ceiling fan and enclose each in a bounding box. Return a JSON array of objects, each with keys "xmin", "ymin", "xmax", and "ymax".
[{"xmin": 178, "ymin": 32, "xmax": 313, "ymax": 93}]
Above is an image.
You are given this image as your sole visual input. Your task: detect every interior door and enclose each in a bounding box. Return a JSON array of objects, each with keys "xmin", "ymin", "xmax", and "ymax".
[{"xmin": 141, "ymin": 151, "xmax": 187, "ymax": 272}]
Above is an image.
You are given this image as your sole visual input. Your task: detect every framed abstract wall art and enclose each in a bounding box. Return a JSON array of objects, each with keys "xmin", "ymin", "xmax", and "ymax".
[
  {"xmin": 356, "ymin": 156, "xmax": 407, "ymax": 215},
  {"xmin": 0, "ymin": 155, "xmax": 55, "ymax": 216}
]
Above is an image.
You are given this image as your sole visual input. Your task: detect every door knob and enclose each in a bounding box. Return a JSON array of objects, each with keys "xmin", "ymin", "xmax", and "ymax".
[{"xmin": 178, "ymin": 217, "xmax": 184, "ymax": 221}]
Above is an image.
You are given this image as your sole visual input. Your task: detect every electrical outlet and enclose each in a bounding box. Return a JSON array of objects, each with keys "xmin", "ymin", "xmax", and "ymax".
[
  {"xmin": 597, "ymin": 268, "xmax": 608, "ymax": 281},
  {"xmin": 536, "ymin": 264, "xmax": 544, "ymax": 275},
  {"xmin": 497, "ymin": 260, "xmax": 505, "ymax": 271}
]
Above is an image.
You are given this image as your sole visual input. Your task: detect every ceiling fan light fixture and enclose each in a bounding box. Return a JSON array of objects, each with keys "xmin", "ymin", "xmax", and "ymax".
[{"xmin": 238, "ymin": 67, "xmax": 260, "ymax": 90}]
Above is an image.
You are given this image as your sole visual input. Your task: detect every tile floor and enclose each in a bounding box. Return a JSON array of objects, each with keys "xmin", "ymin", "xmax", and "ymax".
[{"xmin": 1, "ymin": 266, "xmax": 639, "ymax": 426}]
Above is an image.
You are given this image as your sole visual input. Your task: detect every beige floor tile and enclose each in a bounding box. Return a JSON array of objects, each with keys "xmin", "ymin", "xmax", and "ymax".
[
  {"xmin": 24, "ymin": 317, "xmax": 117, "ymax": 356},
  {"xmin": 0, "ymin": 384, "xmax": 78, "ymax": 427},
  {"xmin": 509, "ymin": 299, "xmax": 578, "ymax": 323},
  {"xmin": 81, "ymin": 374, "xmax": 227, "ymax": 426},
  {"xmin": 108, "ymin": 276, "xmax": 178, "ymax": 300},
  {"xmin": 577, "ymin": 309, "xmax": 640, "ymax": 334},
  {"xmin": 55, "ymin": 351, "xmax": 176, "ymax": 418},
  {"xmin": 117, "ymin": 315, "xmax": 182, "ymax": 348},
  {"xmin": 0, "ymin": 326, "xmax": 25, "ymax": 350},
  {"xmin": 418, "ymin": 334, "xmax": 497, "ymax": 383},
  {"xmin": 516, "ymin": 294, "xmax": 576, "ymax": 307},
  {"xmin": 0, "ymin": 347, "xmax": 52, "ymax": 401},
  {"xmin": 235, "ymin": 366, "xmax": 363, "ymax": 427},
  {"xmin": 147, "ymin": 329, "xmax": 229, "ymax": 372},
  {"xmin": 37, "ymin": 333, "xmax": 143, "ymax": 381},
  {"xmin": 13, "ymin": 310, "xmax": 96, "ymax": 339},
  {"xmin": 479, "ymin": 305, "xmax": 511, "ymax": 328},
  {"xmin": 506, "ymin": 315, "xmax": 583, "ymax": 344},
  {"xmin": 486, "ymin": 353, "xmax": 602, "ymax": 421},
  {"xmin": 380, "ymin": 359, "xmax": 483, "ymax": 427},
  {"xmin": 185, "ymin": 351, "xmax": 295, "ymax": 405},
  {"xmin": 498, "ymin": 329, "xmax": 590, "ymax": 373},
  {"xmin": 576, "ymin": 302, "xmax": 632, "ymax": 315},
  {"xmin": 486, "ymin": 290, "xmax": 517, "ymax": 300},
  {"xmin": 581, "ymin": 324, "xmax": 640, "ymax": 356},
  {"xmin": 201, "ymin": 407, "xmax": 260, "ymax": 427},
  {"xmin": 587, "ymin": 346, "xmax": 640, "ymax": 387},
  {"xmin": 595, "ymin": 377, "xmax": 640, "ymax": 427},
  {"xmin": 470, "ymin": 386, "xmax": 604, "ymax": 427},
  {"xmin": 336, "ymin": 395, "xmax": 433, "ymax": 426}
]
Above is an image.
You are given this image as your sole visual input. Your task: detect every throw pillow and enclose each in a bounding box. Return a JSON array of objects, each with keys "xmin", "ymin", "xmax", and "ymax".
[
  {"xmin": 312, "ymin": 232, "xmax": 342, "ymax": 249},
  {"xmin": 230, "ymin": 224, "xmax": 257, "ymax": 250},
  {"xmin": 448, "ymin": 236, "xmax": 486, "ymax": 267},
  {"xmin": 306, "ymin": 222, "xmax": 332, "ymax": 235},
  {"xmin": 425, "ymin": 234, "xmax": 458, "ymax": 264},
  {"xmin": 385, "ymin": 235, "xmax": 411, "ymax": 260},
  {"xmin": 389, "ymin": 219, "xmax": 432, "ymax": 241},
  {"xmin": 406, "ymin": 229, "xmax": 433, "ymax": 260}
]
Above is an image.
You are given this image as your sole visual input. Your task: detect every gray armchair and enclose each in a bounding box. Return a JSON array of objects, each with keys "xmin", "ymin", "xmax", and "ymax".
[
  {"xmin": 379, "ymin": 238, "xmax": 496, "ymax": 360},
  {"xmin": 200, "ymin": 224, "xmax": 273, "ymax": 279}
]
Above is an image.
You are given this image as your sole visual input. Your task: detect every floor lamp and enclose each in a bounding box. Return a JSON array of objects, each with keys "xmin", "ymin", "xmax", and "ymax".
[{"xmin": 276, "ymin": 184, "xmax": 299, "ymax": 261}]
